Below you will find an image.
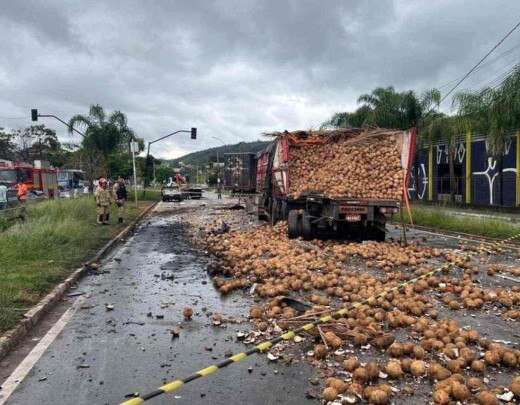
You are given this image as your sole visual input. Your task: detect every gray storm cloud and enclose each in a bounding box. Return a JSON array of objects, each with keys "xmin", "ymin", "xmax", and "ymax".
[{"xmin": 1, "ymin": 0, "xmax": 519, "ymax": 158}]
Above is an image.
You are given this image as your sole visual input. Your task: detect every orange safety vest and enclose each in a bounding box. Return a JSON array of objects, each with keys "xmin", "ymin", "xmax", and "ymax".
[{"xmin": 17, "ymin": 183, "xmax": 28, "ymax": 201}]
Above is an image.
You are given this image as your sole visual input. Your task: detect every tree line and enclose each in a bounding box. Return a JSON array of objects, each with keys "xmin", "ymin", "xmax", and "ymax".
[
  {"xmin": 322, "ymin": 64, "xmax": 520, "ymax": 202},
  {"xmin": 0, "ymin": 105, "xmax": 155, "ymax": 183},
  {"xmin": 322, "ymin": 64, "xmax": 520, "ymax": 155}
]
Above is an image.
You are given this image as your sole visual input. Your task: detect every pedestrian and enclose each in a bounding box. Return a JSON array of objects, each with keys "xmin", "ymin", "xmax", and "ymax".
[
  {"xmin": 113, "ymin": 176, "xmax": 128, "ymax": 223},
  {"xmin": 0, "ymin": 183, "xmax": 7, "ymax": 210},
  {"xmin": 16, "ymin": 180, "xmax": 28, "ymax": 221},
  {"xmin": 217, "ymin": 178, "xmax": 222, "ymax": 200},
  {"xmin": 95, "ymin": 178, "xmax": 112, "ymax": 225}
]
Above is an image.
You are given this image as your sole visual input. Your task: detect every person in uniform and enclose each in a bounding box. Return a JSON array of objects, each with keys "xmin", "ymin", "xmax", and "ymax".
[
  {"xmin": 95, "ymin": 178, "xmax": 112, "ymax": 225},
  {"xmin": 113, "ymin": 176, "xmax": 128, "ymax": 223},
  {"xmin": 16, "ymin": 181, "xmax": 28, "ymax": 221}
]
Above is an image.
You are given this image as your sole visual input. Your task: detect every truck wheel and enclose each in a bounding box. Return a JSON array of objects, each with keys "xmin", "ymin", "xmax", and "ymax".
[
  {"xmin": 365, "ymin": 226, "xmax": 385, "ymax": 241},
  {"xmin": 288, "ymin": 210, "xmax": 301, "ymax": 239},
  {"xmin": 301, "ymin": 213, "xmax": 314, "ymax": 240},
  {"xmin": 270, "ymin": 199, "xmax": 280, "ymax": 225},
  {"xmin": 372, "ymin": 228, "xmax": 386, "ymax": 241},
  {"xmin": 280, "ymin": 200, "xmax": 288, "ymax": 220}
]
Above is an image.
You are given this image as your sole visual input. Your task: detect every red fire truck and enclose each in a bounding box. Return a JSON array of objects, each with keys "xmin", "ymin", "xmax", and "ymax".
[{"xmin": 0, "ymin": 160, "xmax": 58, "ymax": 198}]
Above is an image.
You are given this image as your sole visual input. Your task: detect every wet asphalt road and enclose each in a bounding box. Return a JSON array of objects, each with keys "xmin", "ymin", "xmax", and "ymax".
[
  {"xmin": 3, "ymin": 196, "xmax": 520, "ymax": 405},
  {"xmin": 3, "ymin": 196, "xmax": 315, "ymax": 405}
]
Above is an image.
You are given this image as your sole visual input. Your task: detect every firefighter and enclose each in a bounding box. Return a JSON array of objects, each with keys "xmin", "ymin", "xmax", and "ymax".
[
  {"xmin": 113, "ymin": 176, "xmax": 128, "ymax": 223},
  {"xmin": 95, "ymin": 178, "xmax": 112, "ymax": 225},
  {"xmin": 16, "ymin": 181, "xmax": 28, "ymax": 221}
]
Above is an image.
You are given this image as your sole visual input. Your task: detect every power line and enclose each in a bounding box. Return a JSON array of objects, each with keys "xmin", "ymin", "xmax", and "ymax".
[
  {"xmin": 436, "ymin": 42, "xmax": 520, "ymax": 90},
  {"xmin": 440, "ymin": 20, "xmax": 520, "ymax": 103},
  {"xmin": 468, "ymin": 60, "xmax": 519, "ymax": 92}
]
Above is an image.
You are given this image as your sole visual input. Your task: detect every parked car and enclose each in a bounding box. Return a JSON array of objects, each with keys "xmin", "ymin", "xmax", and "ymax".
[{"xmin": 161, "ymin": 185, "xmax": 184, "ymax": 202}]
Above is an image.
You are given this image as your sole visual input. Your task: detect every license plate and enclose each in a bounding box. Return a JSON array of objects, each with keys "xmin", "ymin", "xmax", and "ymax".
[
  {"xmin": 345, "ymin": 215, "xmax": 361, "ymax": 222},
  {"xmin": 339, "ymin": 205, "xmax": 368, "ymax": 214}
]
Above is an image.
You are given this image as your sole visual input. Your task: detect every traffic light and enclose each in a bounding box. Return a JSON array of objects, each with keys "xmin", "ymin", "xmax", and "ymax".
[
  {"xmin": 31, "ymin": 109, "xmax": 38, "ymax": 122},
  {"xmin": 191, "ymin": 127, "xmax": 197, "ymax": 139}
]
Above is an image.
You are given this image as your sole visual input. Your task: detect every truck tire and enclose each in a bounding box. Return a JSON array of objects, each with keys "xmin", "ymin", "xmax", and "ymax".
[
  {"xmin": 365, "ymin": 222, "xmax": 386, "ymax": 241},
  {"xmin": 301, "ymin": 213, "xmax": 314, "ymax": 240},
  {"xmin": 288, "ymin": 210, "xmax": 301, "ymax": 239},
  {"xmin": 280, "ymin": 200, "xmax": 288, "ymax": 221},
  {"xmin": 370, "ymin": 227, "xmax": 386, "ymax": 241},
  {"xmin": 270, "ymin": 198, "xmax": 280, "ymax": 225}
]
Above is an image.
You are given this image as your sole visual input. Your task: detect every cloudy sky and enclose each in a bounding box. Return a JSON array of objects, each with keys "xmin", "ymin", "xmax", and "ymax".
[{"xmin": 1, "ymin": 1, "xmax": 520, "ymax": 159}]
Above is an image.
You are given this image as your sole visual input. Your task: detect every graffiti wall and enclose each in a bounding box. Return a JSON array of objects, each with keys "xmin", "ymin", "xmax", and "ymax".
[
  {"xmin": 410, "ymin": 135, "xmax": 518, "ymax": 207},
  {"xmin": 471, "ymin": 137, "xmax": 516, "ymax": 206},
  {"xmin": 408, "ymin": 149, "xmax": 428, "ymax": 201}
]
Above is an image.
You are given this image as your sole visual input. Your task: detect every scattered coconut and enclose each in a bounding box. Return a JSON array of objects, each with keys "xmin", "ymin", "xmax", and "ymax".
[
  {"xmin": 410, "ymin": 360, "xmax": 426, "ymax": 377},
  {"xmin": 476, "ymin": 390, "xmax": 499, "ymax": 405},
  {"xmin": 385, "ymin": 361, "xmax": 403, "ymax": 379},
  {"xmin": 323, "ymin": 387, "xmax": 338, "ymax": 401}
]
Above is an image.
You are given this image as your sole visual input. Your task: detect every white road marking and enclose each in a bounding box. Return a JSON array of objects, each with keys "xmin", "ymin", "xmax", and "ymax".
[{"xmin": 0, "ymin": 296, "xmax": 84, "ymax": 405}]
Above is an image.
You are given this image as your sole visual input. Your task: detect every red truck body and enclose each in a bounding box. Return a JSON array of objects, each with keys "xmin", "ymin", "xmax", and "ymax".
[{"xmin": 256, "ymin": 128, "xmax": 416, "ymax": 240}]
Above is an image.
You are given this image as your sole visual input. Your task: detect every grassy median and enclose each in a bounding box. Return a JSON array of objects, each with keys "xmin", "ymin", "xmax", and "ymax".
[
  {"xmin": 0, "ymin": 196, "xmax": 156, "ymax": 333},
  {"xmin": 402, "ymin": 205, "xmax": 520, "ymax": 239}
]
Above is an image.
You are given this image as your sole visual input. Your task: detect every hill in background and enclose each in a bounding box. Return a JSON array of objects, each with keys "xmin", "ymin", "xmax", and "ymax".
[{"xmin": 165, "ymin": 140, "xmax": 269, "ymax": 167}]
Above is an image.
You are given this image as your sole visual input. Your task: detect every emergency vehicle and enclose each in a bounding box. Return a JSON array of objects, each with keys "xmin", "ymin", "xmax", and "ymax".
[{"xmin": 0, "ymin": 160, "xmax": 58, "ymax": 198}]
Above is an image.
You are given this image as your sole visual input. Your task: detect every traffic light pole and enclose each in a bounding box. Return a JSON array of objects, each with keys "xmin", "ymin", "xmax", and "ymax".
[
  {"xmin": 145, "ymin": 128, "xmax": 197, "ymax": 188},
  {"xmin": 31, "ymin": 110, "xmax": 85, "ymax": 137}
]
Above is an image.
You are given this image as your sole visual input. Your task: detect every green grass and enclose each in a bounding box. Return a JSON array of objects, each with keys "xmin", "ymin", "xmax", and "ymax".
[
  {"xmin": 138, "ymin": 188, "xmax": 162, "ymax": 201},
  {"xmin": 402, "ymin": 205, "xmax": 520, "ymax": 239},
  {"xmin": 0, "ymin": 197, "xmax": 151, "ymax": 333}
]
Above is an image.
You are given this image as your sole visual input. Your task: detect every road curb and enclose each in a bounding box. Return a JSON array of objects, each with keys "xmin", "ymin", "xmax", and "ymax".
[{"xmin": 0, "ymin": 202, "xmax": 158, "ymax": 361}]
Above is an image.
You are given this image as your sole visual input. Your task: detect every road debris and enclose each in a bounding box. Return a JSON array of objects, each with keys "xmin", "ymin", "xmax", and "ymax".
[{"xmin": 170, "ymin": 327, "xmax": 181, "ymax": 339}]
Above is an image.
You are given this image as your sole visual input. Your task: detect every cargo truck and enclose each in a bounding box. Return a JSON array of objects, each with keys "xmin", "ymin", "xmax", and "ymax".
[
  {"xmin": 223, "ymin": 152, "xmax": 257, "ymax": 194},
  {"xmin": 256, "ymin": 128, "xmax": 416, "ymax": 241}
]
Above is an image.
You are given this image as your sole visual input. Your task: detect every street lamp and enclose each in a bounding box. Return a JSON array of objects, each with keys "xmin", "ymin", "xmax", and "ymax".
[{"xmin": 145, "ymin": 128, "xmax": 197, "ymax": 187}]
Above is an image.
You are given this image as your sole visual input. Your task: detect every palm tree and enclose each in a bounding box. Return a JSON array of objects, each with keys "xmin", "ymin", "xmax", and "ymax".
[
  {"xmin": 322, "ymin": 86, "xmax": 441, "ymax": 133},
  {"xmin": 453, "ymin": 65, "xmax": 520, "ymax": 156},
  {"xmin": 68, "ymin": 104, "xmax": 138, "ymax": 178},
  {"xmin": 320, "ymin": 106, "xmax": 373, "ymax": 129},
  {"xmin": 358, "ymin": 87, "xmax": 441, "ymax": 130},
  {"xmin": 452, "ymin": 65, "xmax": 520, "ymax": 205}
]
